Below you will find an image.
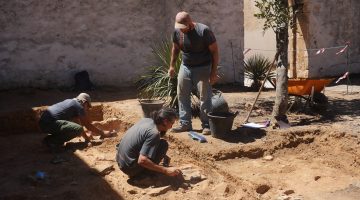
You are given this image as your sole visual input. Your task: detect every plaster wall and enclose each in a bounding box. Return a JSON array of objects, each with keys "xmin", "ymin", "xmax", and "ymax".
[
  {"xmin": 244, "ymin": 0, "xmax": 276, "ymax": 61},
  {"xmin": 243, "ymin": 0, "xmax": 276, "ymax": 87},
  {"xmin": 0, "ymin": 0, "xmax": 244, "ymax": 89},
  {"xmin": 166, "ymin": 0, "xmax": 244, "ymax": 84},
  {"xmin": 293, "ymin": 0, "xmax": 360, "ymax": 78}
]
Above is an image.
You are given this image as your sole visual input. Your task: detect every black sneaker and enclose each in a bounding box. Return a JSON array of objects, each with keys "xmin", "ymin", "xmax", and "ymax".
[
  {"xmin": 202, "ymin": 127, "xmax": 211, "ymax": 135},
  {"xmin": 171, "ymin": 124, "xmax": 192, "ymax": 133},
  {"xmin": 201, "ymin": 124, "xmax": 211, "ymax": 135}
]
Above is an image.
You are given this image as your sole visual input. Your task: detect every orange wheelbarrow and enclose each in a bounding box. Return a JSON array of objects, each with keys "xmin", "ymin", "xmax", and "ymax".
[{"xmin": 287, "ymin": 78, "xmax": 334, "ymax": 110}]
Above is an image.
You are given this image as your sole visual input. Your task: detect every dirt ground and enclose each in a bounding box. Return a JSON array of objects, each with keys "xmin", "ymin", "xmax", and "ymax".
[{"xmin": 0, "ymin": 78, "xmax": 360, "ymax": 200}]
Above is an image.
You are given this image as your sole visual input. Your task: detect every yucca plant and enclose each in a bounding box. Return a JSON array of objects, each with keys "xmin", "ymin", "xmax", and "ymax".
[
  {"xmin": 136, "ymin": 38, "xmax": 182, "ymax": 108},
  {"xmin": 137, "ymin": 38, "xmax": 202, "ymax": 115},
  {"xmin": 244, "ymin": 54, "xmax": 275, "ymax": 90}
]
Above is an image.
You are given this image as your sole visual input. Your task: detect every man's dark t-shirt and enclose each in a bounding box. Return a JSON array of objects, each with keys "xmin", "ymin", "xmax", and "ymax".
[
  {"xmin": 41, "ymin": 99, "xmax": 85, "ymax": 122},
  {"xmin": 116, "ymin": 118, "xmax": 160, "ymax": 169},
  {"xmin": 172, "ymin": 23, "xmax": 216, "ymax": 67}
]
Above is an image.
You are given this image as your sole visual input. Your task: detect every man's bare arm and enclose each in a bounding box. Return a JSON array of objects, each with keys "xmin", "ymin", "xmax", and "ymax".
[
  {"xmin": 79, "ymin": 116, "xmax": 102, "ymax": 134},
  {"xmin": 138, "ymin": 154, "xmax": 181, "ymax": 177},
  {"xmin": 168, "ymin": 43, "xmax": 181, "ymax": 77},
  {"xmin": 209, "ymin": 42, "xmax": 219, "ymax": 84}
]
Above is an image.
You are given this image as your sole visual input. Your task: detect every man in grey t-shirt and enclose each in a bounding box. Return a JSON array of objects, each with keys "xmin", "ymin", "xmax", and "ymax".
[
  {"xmin": 168, "ymin": 11, "xmax": 219, "ymax": 135},
  {"xmin": 39, "ymin": 93, "xmax": 115, "ymax": 150},
  {"xmin": 116, "ymin": 108, "xmax": 182, "ymax": 178}
]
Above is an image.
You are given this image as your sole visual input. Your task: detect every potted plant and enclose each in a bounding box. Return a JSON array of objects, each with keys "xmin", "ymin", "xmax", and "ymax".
[{"xmin": 136, "ymin": 38, "xmax": 181, "ymax": 107}]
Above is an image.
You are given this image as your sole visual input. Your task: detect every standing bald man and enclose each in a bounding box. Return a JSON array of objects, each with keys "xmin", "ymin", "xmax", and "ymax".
[{"xmin": 168, "ymin": 11, "xmax": 219, "ymax": 134}]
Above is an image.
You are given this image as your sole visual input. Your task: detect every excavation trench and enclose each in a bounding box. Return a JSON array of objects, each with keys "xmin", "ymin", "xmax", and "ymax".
[{"xmin": 1, "ymin": 103, "xmax": 360, "ymax": 200}]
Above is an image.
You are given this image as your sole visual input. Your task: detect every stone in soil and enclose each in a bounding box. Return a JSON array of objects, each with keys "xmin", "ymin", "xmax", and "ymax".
[
  {"xmin": 212, "ymin": 182, "xmax": 230, "ymax": 196},
  {"xmin": 263, "ymin": 155, "xmax": 274, "ymax": 161},
  {"xmin": 283, "ymin": 189, "xmax": 295, "ymax": 195},
  {"xmin": 147, "ymin": 185, "xmax": 172, "ymax": 197}
]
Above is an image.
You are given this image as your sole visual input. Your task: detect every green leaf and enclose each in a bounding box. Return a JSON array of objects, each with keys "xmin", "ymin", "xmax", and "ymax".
[
  {"xmin": 135, "ymin": 37, "xmax": 182, "ymax": 108},
  {"xmin": 244, "ymin": 54, "xmax": 275, "ymax": 90}
]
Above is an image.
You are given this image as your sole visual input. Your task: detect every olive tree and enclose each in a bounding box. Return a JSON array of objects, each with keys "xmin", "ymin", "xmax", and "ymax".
[{"xmin": 254, "ymin": 0, "xmax": 299, "ymax": 123}]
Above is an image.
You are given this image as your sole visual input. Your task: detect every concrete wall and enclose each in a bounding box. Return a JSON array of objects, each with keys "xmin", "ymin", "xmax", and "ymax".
[
  {"xmin": 244, "ymin": 0, "xmax": 276, "ymax": 60},
  {"xmin": 0, "ymin": 0, "xmax": 244, "ymax": 90},
  {"xmin": 291, "ymin": 0, "xmax": 360, "ymax": 78},
  {"xmin": 243, "ymin": 0, "xmax": 360, "ymax": 80},
  {"xmin": 243, "ymin": 0, "xmax": 276, "ymax": 87}
]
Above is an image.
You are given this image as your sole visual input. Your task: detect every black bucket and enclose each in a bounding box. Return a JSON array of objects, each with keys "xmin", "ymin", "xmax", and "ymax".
[
  {"xmin": 207, "ymin": 111, "xmax": 238, "ymax": 139},
  {"xmin": 139, "ymin": 99, "xmax": 165, "ymax": 118}
]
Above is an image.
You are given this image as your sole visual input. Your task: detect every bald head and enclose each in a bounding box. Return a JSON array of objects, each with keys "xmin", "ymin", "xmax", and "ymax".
[{"xmin": 174, "ymin": 11, "xmax": 192, "ymax": 29}]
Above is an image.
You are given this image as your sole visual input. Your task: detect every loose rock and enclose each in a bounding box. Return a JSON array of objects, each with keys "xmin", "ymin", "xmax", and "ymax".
[
  {"xmin": 263, "ymin": 155, "xmax": 274, "ymax": 161},
  {"xmin": 127, "ymin": 189, "xmax": 137, "ymax": 194},
  {"xmin": 277, "ymin": 194, "xmax": 291, "ymax": 200},
  {"xmin": 314, "ymin": 176, "xmax": 321, "ymax": 181},
  {"xmin": 93, "ymin": 164, "xmax": 115, "ymax": 176},
  {"xmin": 284, "ymin": 189, "xmax": 295, "ymax": 195},
  {"xmin": 212, "ymin": 182, "xmax": 230, "ymax": 196},
  {"xmin": 148, "ymin": 185, "xmax": 172, "ymax": 197},
  {"xmin": 256, "ymin": 184, "xmax": 271, "ymax": 194}
]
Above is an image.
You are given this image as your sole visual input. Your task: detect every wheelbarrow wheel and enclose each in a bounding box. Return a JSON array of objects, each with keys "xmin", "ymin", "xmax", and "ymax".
[
  {"xmin": 313, "ymin": 92, "xmax": 328, "ymax": 104},
  {"xmin": 311, "ymin": 92, "xmax": 328, "ymax": 111}
]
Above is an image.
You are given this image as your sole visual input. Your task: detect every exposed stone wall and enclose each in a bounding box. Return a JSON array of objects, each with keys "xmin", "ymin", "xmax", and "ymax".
[
  {"xmin": 292, "ymin": 0, "xmax": 360, "ymax": 78},
  {"xmin": 0, "ymin": 0, "xmax": 244, "ymax": 90}
]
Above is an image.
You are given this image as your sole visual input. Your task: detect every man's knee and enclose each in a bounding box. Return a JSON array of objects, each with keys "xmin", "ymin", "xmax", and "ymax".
[
  {"xmin": 58, "ymin": 120, "xmax": 84, "ymax": 135},
  {"xmin": 73, "ymin": 125, "xmax": 84, "ymax": 134}
]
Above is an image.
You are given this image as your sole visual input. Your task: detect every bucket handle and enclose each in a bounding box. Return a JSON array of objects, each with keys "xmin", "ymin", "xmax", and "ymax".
[{"xmin": 212, "ymin": 89, "xmax": 223, "ymax": 97}]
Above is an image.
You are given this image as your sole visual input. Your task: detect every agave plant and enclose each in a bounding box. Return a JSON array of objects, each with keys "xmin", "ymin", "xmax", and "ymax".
[
  {"xmin": 244, "ymin": 54, "xmax": 275, "ymax": 90},
  {"xmin": 136, "ymin": 38, "xmax": 182, "ymax": 108}
]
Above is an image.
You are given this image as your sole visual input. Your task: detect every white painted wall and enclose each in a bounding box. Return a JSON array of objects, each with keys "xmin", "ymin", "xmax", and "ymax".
[
  {"xmin": 244, "ymin": 0, "xmax": 360, "ymax": 81},
  {"xmin": 243, "ymin": 0, "xmax": 276, "ymax": 87},
  {"xmin": 0, "ymin": 0, "xmax": 244, "ymax": 90},
  {"xmin": 303, "ymin": 0, "xmax": 360, "ymax": 78}
]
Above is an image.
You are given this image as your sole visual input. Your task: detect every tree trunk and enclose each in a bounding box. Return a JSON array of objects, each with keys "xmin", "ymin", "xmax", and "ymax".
[{"xmin": 272, "ymin": 25, "xmax": 289, "ymax": 122}]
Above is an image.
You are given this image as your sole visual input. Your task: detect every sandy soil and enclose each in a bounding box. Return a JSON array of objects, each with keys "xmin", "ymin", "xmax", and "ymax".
[{"xmin": 0, "ymin": 81, "xmax": 359, "ymax": 200}]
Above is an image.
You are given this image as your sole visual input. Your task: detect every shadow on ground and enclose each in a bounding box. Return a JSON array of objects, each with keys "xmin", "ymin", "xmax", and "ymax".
[
  {"xmin": 291, "ymin": 98, "xmax": 360, "ymax": 126},
  {"xmin": 220, "ymin": 127, "xmax": 266, "ymax": 144},
  {"xmin": 126, "ymin": 173, "xmax": 187, "ymax": 189},
  {"xmin": 0, "ymin": 133, "xmax": 125, "ymax": 200}
]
